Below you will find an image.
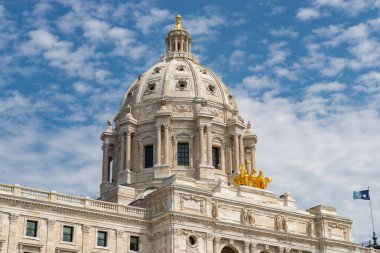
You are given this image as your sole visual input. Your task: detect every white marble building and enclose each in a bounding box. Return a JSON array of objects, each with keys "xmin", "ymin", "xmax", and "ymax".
[{"xmin": 0, "ymin": 15, "xmax": 377, "ymax": 253}]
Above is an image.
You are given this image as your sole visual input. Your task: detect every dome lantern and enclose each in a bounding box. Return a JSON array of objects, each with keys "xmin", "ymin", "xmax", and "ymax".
[{"xmin": 165, "ymin": 15, "xmax": 192, "ymax": 58}]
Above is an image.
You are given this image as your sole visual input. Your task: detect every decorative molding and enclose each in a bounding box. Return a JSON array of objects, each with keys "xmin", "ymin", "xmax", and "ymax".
[
  {"xmin": 47, "ymin": 219, "xmax": 55, "ymax": 228},
  {"xmin": 82, "ymin": 225, "xmax": 91, "ymax": 233},
  {"xmin": 173, "ymin": 104, "xmax": 192, "ymax": 112},
  {"xmin": 116, "ymin": 230, "xmax": 123, "ymax": 238},
  {"xmin": 9, "ymin": 213, "xmax": 18, "ymax": 223}
]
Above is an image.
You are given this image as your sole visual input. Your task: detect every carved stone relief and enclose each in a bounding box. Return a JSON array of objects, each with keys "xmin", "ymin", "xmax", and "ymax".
[
  {"xmin": 173, "ymin": 104, "xmax": 192, "ymax": 112},
  {"xmin": 275, "ymin": 214, "xmax": 288, "ymax": 232}
]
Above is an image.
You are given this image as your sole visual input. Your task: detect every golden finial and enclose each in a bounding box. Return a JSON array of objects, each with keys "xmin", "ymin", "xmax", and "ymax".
[{"xmin": 175, "ymin": 15, "xmax": 182, "ymax": 30}]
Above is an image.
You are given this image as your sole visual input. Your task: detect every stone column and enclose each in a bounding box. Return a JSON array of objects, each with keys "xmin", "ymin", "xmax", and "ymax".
[
  {"xmin": 175, "ymin": 37, "xmax": 178, "ymax": 51},
  {"xmin": 213, "ymin": 237, "xmax": 221, "ymax": 253},
  {"xmin": 206, "ymin": 234, "xmax": 214, "ymax": 252},
  {"xmin": 156, "ymin": 124, "xmax": 161, "ymax": 166},
  {"xmin": 239, "ymin": 135, "xmax": 245, "ymax": 165},
  {"xmin": 199, "ymin": 125, "xmax": 205, "ymax": 165},
  {"xmin": 243, "ymin": 241, "xmax": 250, "ymax": 253},
  {"xmin": 250, "ymin": 146, "xmax": 256, "ymax": 174},
  {"xmin": 221, "ymin": 143, "xmax": 225, "ymax": 172},
  {"xmin": 125, "ymin": 132, "xmax": 131, "ymax": 171},
  {"xmin": 180, "ymin": 37, "xmax": 183, "ymax": 51},
  {"xmin": 234, "ymin": 135, "xmax": 239, "ymax": 171},
  {"xmin": 207, "ymin": 125, "xmax": 212, "ymax": 166},
  {"xmin": 250, "ymin": 242, "xmax": 257, "ymax": 253},
  {"xmin": 46, "ymin": 219, "xmax": 56, "ymax": 252},
  {"xmin": 164, "ymin": 124, "xmax": 169, "ymax": 165},
  {"xmin": 119, "ymin": 133, "xmax": 125, "ymax": 172},
  {"xmin": 173, "ymin": 137, "xmax": 178, "ymax": 166},
  {"xmin": 102, "ymin": 141, "xmax": 110, "ymax": 182},
  {"xmin": 8, "ymin": 213, "xmax": 19, "ymax": 252}
]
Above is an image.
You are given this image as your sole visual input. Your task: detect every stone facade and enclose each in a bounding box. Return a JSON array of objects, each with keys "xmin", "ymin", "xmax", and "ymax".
[{"xmin": 0, "ymin": 16, "xmax": 378, "ymax": 253}]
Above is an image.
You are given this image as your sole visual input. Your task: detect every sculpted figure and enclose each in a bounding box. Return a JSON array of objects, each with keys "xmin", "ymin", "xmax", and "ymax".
[
  {"xmin": 242, "ymin": 208, "xmax": 249, "ymax": 225},
  {"xmin": 248, "ymin": 209, "xmax": 255, "ymax": 225},
  {"xmin": 307, "ymin": 220, "xmax": 314, "ymax": 236},
  {"xmin": 282, "ymin": 214, "xmax": 288, "ymax": 231},
  {"xmin": 211, "ymin": 201, "xmax": 218, "ymax": 219}
]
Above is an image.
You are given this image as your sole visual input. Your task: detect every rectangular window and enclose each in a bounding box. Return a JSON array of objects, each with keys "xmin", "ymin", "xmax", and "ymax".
[
  {"xmin": 212, "ymin": 147, "xmax": 220, "ymax": 168},
  {"xmin": 144, "ymin": 145, "xmax": 154, "ymax": 168},
  {"xmin": 62, "ymin": 225, "xmax": 74, "ymax": 242},
  {"xmin": 130, "ymin": 236, "xmax": 139, "ymax": 251},
  {"xmin": 177, "ymin": 143, "xmax": 189, "ymax": 166},
  {"xmin": 97, "ymin": 231, "xmax": 107, "ymax": 247},
  {"xmin": 26, "ymin": 220, "xmax": 38, "ymax": 237}
]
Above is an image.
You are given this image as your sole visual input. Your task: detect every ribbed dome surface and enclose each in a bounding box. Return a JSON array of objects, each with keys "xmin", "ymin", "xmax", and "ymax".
[{"xmin": 120, "ymin": 56, "xmax": 238, "ymax": 113}]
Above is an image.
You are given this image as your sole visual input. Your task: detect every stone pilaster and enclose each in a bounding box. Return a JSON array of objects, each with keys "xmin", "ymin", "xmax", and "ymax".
[
  {"xmin": 207, "ymin": 125, "xmax": 212, "ymax": 166},
  {"xmin": 119, "ymin": 133, "xmax": 125, "ymax": 172},
  {"xmin": 156, "ymin": 124, "xmax": 161, "ymax": 166},
  {"xmin": 102, "ymin": 141, "xmax": 110, "ymax": 182}
]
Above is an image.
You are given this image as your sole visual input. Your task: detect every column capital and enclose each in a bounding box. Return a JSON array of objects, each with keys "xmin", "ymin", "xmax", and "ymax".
[
  {"xmin": 155, "ymin": 123, "xmax": 162, "ymax": 128},
  {"xmin": 244, "ymin": 241, "xmax": 250, "ymax": 248}
]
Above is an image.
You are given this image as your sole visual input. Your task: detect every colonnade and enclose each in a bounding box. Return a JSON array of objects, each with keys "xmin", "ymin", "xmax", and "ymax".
[
  {"xmin": 155, "ymin": 123, "xmax": 170, "ymax": 166},
  {"xmin": 101, "ymin": 124, "xmax": 256, "ymax": 182},
  {"xmin": 166, "ymin": 34, "xmax": 191, "ymax": 53}
]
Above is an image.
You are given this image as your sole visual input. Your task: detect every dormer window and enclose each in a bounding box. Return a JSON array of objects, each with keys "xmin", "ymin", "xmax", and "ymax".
[
  {"xmin": 147, "ymin": 82, "xmax": 156, "ymax": 91},
  {"xmin": 153, "ymin": 67, "xmax": 161, "ymax": 74},
  {"xmin": 177, "ymin": 65, "xmax": 186, "ymax": 71},
  {"xmin": 176, "ymin": 80, "xmax": 187, "ymax": 90},
  {"xmin": 208, "ymin": 83, "xmax": 216, "ymax": 93},
  {"xmin": 200, "ymin": 69, "xmax": 207, "ymax": 75}
]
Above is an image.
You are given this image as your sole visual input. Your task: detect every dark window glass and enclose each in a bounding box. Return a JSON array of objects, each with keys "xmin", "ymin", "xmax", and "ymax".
[
  {"xmin": 62, "ymin": 226, "xmax": 74, "ymax": 242},
  {"xmin": 144, "ymin": 145, "xmax": 154, "ymax": 168},
  {"xmin": 97, "ymin": 231, "xmax": 107, "ymax": 247},
  {"xmin": 177, "ymin": 143, "xmax": 189, "ymax": 166},
  {"xmin": 130, "ymin": 236, "xmax": 139, "ymax": 251},
  {"xmin": 26, "ymin": 220, "xmax": 38, "ymax": 237},
  {"xmin": 212, "ymin": 147, "xmax": 220, "ymax": 168}
]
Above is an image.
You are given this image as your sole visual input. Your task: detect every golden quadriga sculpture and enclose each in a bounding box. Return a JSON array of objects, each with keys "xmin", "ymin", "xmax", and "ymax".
[{"xmin": 233, "ymin": 163, "xmax": 271, "ymax": 190}]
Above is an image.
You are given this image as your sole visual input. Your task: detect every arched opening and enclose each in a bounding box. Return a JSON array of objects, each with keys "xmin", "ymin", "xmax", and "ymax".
[{"xmin": 221, "ymin": 246, "xmax": 236, "ymax": 253}]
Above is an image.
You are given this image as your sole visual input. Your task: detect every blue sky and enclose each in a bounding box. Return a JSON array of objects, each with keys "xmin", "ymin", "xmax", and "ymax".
[{"xmin": 1, "ymin": 0, "xmax": 380, "ymax": 243}]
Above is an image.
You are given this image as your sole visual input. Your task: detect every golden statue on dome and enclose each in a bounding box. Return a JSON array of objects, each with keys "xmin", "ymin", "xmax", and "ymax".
[
  {"xmin": 233, "ymin": 162, "xmax": 271, "ymax": 189},
  {"xmin": 175, "ymin": 15, "xmax": 182, "ymax": 30}
]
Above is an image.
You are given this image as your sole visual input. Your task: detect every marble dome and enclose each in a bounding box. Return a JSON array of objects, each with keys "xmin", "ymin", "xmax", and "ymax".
[{"xmin": 100, "ymin": 15, "xmax": 257, "ymax": 194}]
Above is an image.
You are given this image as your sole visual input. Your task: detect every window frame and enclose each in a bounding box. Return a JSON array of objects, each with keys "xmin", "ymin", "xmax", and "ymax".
[
  {"xmin": 144, "ymin": 144, "xmax": 154, "ymax": 168},
  {"xmin": 61, "ymin": 225, "xmax": 75, "ymax": 243},
  {"xmin": 177, "ymin": 143, "xmax": 190, "ymax": 166},
  {"xmin": 24, "ymin": 219, "xmax": 39, "ymax": 238},
  {"xmin": 130, "ymin": 235, "xmax": 140, "ymax": 251},
  {"xmin": 212, "ymin": 146, "xmax": 220, "ymax": 169},
  {"xmin": 96, "ymin": 230, "xmax": 108, "ymax": 248}
]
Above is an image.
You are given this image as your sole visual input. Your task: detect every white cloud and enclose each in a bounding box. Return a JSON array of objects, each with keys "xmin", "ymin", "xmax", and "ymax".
[
  {"xmin": 134, "ymin": 8, "xmax": 171, "ymax": 34},
  {"xmin": 314, "ymin": 0, "xmax": 379, "ymax": 15},
  {"xmin": 306, "ymin": 81, "xmax": 346, "ymax": 94},
  {"xmin": 73, "ymin": 81, "xmax": 92, "ymax": 94},
  {"xmin": 229, "ymin": 50, "xmax": 245, "ymax": 68},
  {"xmin": 266, "ymin": 42, "xmax": 290, "ymax": 65},
  {"xmin": 355, "ymin": 72, "xmax": 380, "ymax": 92},
  {"xmin": 296, "ymin": 8, "xmax": 320, "ymax": 21},
  {"xmin": 241, "ymin": 75, "xmax": 279, "ymax": 91},
  {"xmin": 274, "ymin": 67, "xmax": 298, "ymax": 80},
  {"xmin": 270, "ymin": 27, "xmax": 298, "ymax": 38}
]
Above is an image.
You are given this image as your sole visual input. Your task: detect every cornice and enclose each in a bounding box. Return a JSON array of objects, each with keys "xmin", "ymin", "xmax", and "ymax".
[{"xmin": 0, "ymin": 194, "xmax": 150, "ymax": 225}]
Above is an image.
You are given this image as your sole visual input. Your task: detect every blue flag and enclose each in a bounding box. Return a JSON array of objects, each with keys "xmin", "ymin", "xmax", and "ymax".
[{"xmin": 353, "ymin": 190, "xmax": 370, "ymax": 200}]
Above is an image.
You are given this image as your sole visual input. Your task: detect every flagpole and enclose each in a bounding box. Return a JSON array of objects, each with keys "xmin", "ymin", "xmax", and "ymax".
[{"xmin": 369, "ymin": 186, "xmax": 377, "ymax": 246}]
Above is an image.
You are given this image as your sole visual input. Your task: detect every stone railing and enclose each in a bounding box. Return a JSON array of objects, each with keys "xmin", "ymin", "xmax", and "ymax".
[{"xmin": 0, "ymin": 183, "xmax": 148, "ymax": 218}]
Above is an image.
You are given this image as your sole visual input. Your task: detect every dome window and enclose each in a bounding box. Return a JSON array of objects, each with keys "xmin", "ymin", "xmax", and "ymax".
[
  {"xmin": 147, "ymin": 82, "xmax": 156, "ymax": 91},
  {"xmin": 177, "ymin": 65, "xmax": 186, "ymax": 71},
  {"xmin": 187, "ymin": 235, "xmax": 197, "ymax": 247},
  {"xmin": 153, "ymin": 67, "xmax": 161, "ymax": 74},
  {"xmin": 127, "ymin": 91, "xmax": 133, "ymax": 99},
  {"xmin": 177, "ymin": 80, "xmax": 187, "ymax": 90},
  {"xmin": 207, "ymin": 83, "xmax": 216, "ymax": 93}
]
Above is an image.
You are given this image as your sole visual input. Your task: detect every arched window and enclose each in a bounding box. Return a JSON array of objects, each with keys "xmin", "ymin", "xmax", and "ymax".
[{"xmin": 221, "ymin": 246, "xmax": 236, "ymax": 253}]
